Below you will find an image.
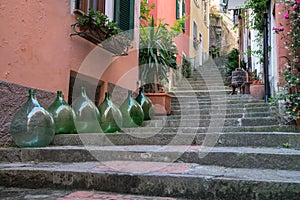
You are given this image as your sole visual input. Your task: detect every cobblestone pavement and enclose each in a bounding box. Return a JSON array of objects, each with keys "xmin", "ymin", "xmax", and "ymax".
[{"xmin": 0, "ymin": 187, "xmax": 178, "ymax": 200}]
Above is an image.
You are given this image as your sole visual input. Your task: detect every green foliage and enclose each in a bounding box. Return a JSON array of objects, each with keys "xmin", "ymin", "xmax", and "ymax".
[
  {"xmin": 270, "ymin": 0, "xmax": 300, "ymax": 121},
  {"xmin": 139, "ymin": 16, "xmax": 178, "ymax": 92},
  {"xmin": 140, "ymin": 0, "xmax": 155, "ymax": 23},
  {"xmin": 225, "ymin": 49, "xmax": 239, "ymax": 83},
  {"xmin": 282, "ymin": 142, "xmax": 291, "ymax": 148},
  {"xmin": 244, "ymin": 0, "xmax": 270, "ymax": 33},
  {"xmin": 224, "ymin": 49, "xmax": 247, "ymax": 85},
  {"xmin": 182, "ymin": 56, "xmax": 192, "ymax": 78},
  {"xmin": 77, "ymin": 8, "xmax": 120, "ymax": 39}
]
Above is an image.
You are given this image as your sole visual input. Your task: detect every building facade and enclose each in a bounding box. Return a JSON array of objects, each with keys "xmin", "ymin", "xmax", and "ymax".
[{"xmin": 0, "ymin": 0, "xmax": 140, "ymax": 146}]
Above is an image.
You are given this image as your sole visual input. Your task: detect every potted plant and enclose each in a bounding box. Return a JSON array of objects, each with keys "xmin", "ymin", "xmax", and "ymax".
[
  {"xmin": 250, "ymin": 70, "xmax": 264, "ymax": 99},
  {"xmin": 139, "ymin": 16, "xmax": 178, "ymax": 115},
  {"xmin": 71, "ymin": 8, "xmax": 131, "ymax": 56}
]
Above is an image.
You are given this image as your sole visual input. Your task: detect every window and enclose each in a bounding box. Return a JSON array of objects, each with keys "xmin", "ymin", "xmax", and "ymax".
[
  {"xmin": 74, "ymin": 0, "xmax": 105, "ymax": 13},
  {"xmin": 176, "ymin": 0, "xmax": 186, "ymax": 31},
  {"xmin": 193, "ymin": 21, "xmax": 198, "ymax": 40},
  {"xmin": 114, "ymin": 0, "xmax": 135, "ymax": 31},
  {"xmin": 203, "ymin": 0, "xmax": 207, "ymax": 26},
  {"xmin": 176, "ymin": 0, "xmax": 180, "ymax": 19}
]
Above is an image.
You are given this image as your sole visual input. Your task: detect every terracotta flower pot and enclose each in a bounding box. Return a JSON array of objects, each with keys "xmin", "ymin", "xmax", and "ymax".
[
  {"xmin": 145, "ymin": 93, "xmax": 173, "ymax": 115},
  {"xmin": 250, "ymin": 84, "xmax": 265, "ymax": 99},
  {"xmin": 296, "ymin": 118, "xmax": 300, "ymax": 126}
]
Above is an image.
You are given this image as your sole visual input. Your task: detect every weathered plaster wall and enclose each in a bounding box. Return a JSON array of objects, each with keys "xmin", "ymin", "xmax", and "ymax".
[
  {"xmin": 190, "ymin": 0, "xmax": 209, "ymax": 57},
  {"xmin": 275, "ymin": 2, "xmax": 290, "ymax": 86},
  {"xmin": 0, "ymin": 0, "xmax": 93, "ymax": 95},
  {"xmin": 0, "ymin": 0, "xmax": 140, "ymax": 146}
]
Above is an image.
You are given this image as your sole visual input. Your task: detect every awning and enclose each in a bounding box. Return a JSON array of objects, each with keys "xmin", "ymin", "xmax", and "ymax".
[{"xmin": 227, "ymin": 0, "xmax": 245, "ymax": 10}]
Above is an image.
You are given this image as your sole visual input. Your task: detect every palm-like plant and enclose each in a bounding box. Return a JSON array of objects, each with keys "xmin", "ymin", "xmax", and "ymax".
[{"xmin": 139, "ymin": 16, "xmax": 178, "ymax": 93}]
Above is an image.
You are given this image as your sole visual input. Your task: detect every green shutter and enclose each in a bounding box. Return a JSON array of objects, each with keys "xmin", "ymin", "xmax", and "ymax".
[
  {"xmin": 182, "ymin": 0, "xmax": 185, "ymax": 16},
  {"xmin": 181, "ymin": 0, "xmax": 185, "ymax": 31},
  {"xmin": 114, "ymin": 0, "xmax": 134, "ymax": 31},
  {"xmin": 176, "ymin": 0, "xmax": 180, "ymax": 19}
]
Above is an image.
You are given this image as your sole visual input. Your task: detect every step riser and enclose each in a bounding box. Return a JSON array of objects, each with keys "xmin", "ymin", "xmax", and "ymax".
[
  {"xmin": 143, "ymin": 118, "xmax": 279, "ymax": 127},
  {"xmin": 2, "ymin": 169, "xmax": 300, "ymax": 199},
  {"xmin": 171, "ymin": 107, "xmax": 272, "ymax": 115},
  {"xmin": 49, "ymin": 133, "xmax": 300, "ymax": 148},
  {"xmin": 154, "ymin": 112, "xmax": 275, "ymax": 119},
  {"xmin": 1, "ymin": 148, "xmax": 299, "ymax": 170},
  {"xmin": 171, "ymin": 104, "xmax": 271, "ymax": 109}
]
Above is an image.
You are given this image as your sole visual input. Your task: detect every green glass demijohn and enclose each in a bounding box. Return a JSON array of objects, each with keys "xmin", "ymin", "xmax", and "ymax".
[
  {"xmin": 98, "ymin": 92, "xmax": 122, "ymax": 133},
  {"xmin": 135, "ymin": 88, "xmax": 155, "ymax": 120},
  {"xmin": 48, "ymin": 91, "xmax": 77, "ymax": 134},
  {"xmin": 72, "ymin": 87, "xmax": 101, "ymax": 133},
  {"xmin": 120, "ymin": 91, "xmax": 144, "ymax": 127},
  {"xmin": 10, "ymin": 89, "xmax": 55, "ymax": 147}
]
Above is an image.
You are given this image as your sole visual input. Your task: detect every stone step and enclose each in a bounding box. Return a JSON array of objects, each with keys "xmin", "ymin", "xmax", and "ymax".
[
  {"xmin": 171, "ymin": 102, "xmax": 271, "ymax": 109},
  {"xmin": 174, "ymin": 86, "xmax": 230, "ymax": 91},
  {"xmin": 1, "ymin": 161, "xmax": 300, "ymax": 199},
  {"xmin": 170, "ymin": 107, "xmax": 274, "ymax": 115},
  {"xmin": 1, "ymin": 146, "xmax": 300, "ymax": 170},
  {"xmin": 122, "ymin": 125, "xmax": 298, "ymax": 133},
  {"xmin": 171, "ymin": 99, "xmax": 266, "ymax": 106},
  {"xmin": 0, "ymin": 187, "xmax": 176, "ymax": 200},
  {"xmin": 171, "ymin": 95, "xmax": 261, "ymax": 102},
  {"xmin": 172, "ymin": 91, "xmax": 232, "ymax": 97},
  {"xmin": 49, "ymin": 132, "xmax": 300, "ymax": 148},
  {"xmin": 142, "ymin": 117, "xmax": 279, "ymax": 127},
  {"xmin": 154, "ymin": 112, "xmax": 276, "ymax": 119}
]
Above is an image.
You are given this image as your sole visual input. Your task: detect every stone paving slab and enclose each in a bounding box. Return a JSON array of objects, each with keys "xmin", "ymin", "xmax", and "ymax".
[
  {"xmin": 0, "ymin": 187, "xmax": 177, "ymax": 200},
  {"xmin": 2, "ymin": 145, "xmax": 300, "ymax": 170},
  {"xmin": 1, "ymin": 162, "xmax": 300, "ymax": 199}
]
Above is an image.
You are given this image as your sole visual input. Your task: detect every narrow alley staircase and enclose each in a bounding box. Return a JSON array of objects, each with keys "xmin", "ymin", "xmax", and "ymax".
[{"xmin": 1, "ymin": 59, "xmax": 300, "ymax": 199}]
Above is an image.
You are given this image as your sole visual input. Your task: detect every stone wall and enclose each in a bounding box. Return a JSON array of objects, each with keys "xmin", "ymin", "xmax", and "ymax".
[{"xmin": 0, "ymin": 80, "xmax": 56, "ymax": 147}]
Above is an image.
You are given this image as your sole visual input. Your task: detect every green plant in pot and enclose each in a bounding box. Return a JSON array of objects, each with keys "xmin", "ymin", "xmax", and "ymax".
[{"xmin": 139, "ymin": 16, "xmax": 178, "ymax": 93}]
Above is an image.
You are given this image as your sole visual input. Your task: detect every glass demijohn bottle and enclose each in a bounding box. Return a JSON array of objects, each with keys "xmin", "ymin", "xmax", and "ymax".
[
  {"xmin": 98, "ymin": 92, "xmax": 122, "ymax": 133},
  {"xmin": 48, "ymin": 91, "xmax": 77, "ymax": 134},
  {"xmin": 135, "ymin": 88, "xmax": 154, "ymax": 120},
  {"xmin": 72, "ymin": 87, "xmax": 101, "ymax": 133},
  {"xmin": 10, "ymin": 89, "xmax": 55, "ymax": 147},
  {"xmin": 119, "ymin": 91, "xmax": 144, "ymax": 127}
]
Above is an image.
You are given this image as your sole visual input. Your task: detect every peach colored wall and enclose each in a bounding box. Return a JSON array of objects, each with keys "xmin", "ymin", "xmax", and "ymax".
[
  {"xmin": 0, "ymin": 0, "xmax": 139, "ymax": 101},
  {"xmin": 148, "ymin": 0, "xmax": 190, "ymax": 57},
  {"xmin": 275, "ymin": 3, "xmax": 290, "ymax": 85}
]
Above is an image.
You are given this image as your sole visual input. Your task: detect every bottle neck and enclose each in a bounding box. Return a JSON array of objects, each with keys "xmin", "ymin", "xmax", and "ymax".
[
  {"xmin": 28, "ymin": 89, "xmax": 40, "ymax": 106},
  {"xmin": 81, "ymin": 87, "xmax": 87, "ymax": 97},
  {"xmin": 105, "ymin": 92, "xmax": 110, "ymax": 100}
]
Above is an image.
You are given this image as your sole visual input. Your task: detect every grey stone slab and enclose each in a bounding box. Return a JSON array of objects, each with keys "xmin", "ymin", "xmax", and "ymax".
[
  {"xmin": 1, "ymin": 162, "xmax": 300, "ymax": 199},
  {"xmin": 2, "ymin": 146, "xmax": 300, "ymax": 170}
]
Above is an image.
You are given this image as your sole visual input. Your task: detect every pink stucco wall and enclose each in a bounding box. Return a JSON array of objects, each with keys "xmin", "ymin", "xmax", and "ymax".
[
  {"xmin": 147, "ymin": 0, "xmax": 190, "ymax": 58},
  {"xmin": 0, "ymin": 0, "xmax": 138, "ymax": 100},
  {"xmin": 274, "ymin": 2, "xmax": 290, "ymax": 85}
]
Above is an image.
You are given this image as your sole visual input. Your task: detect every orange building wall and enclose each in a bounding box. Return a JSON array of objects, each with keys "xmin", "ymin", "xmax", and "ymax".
[
  {"xmin": 275, "ymin": 2, "xmax": 290, "ymax": 85},
  {"xmin": 0, "ymin": 0, "xmax": 139, "ymax": 101},
  {"xmin": 147, "ymin": 0, "xmax": 190, "ymax": 58}
]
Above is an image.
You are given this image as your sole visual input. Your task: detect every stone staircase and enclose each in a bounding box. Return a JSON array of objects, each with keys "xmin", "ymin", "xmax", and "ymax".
[{"xmin": 1, "ymin": 59, "xmax": 300, "ymax": 199}]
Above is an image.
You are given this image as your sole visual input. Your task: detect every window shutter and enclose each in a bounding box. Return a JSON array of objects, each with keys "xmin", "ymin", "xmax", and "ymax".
[
  {"xmin": 181, "ymin": 0, "xmax": 186, "ymax": 31},
  {"xmin": 182, "ymin": 0, "xmax": 185, "ymax": 16},
  {"xmin": 114, "ymin": 0, "xmax": 134, "ymax": 31},
  {"xmin": 176, "ymin": 0, "xmax": 180, "ymax": 19}
]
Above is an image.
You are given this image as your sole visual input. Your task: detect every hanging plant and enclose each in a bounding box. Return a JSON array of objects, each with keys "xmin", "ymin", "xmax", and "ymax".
[{"xmin": 71, "ymin": 8, "xmax": 132, "ymax": 56}]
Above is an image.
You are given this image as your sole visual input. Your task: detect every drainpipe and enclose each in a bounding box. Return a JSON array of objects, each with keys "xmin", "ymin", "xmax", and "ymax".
[{"xmin": 263, "ymin": 12, "xmax": 270, "ymax": 103}]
